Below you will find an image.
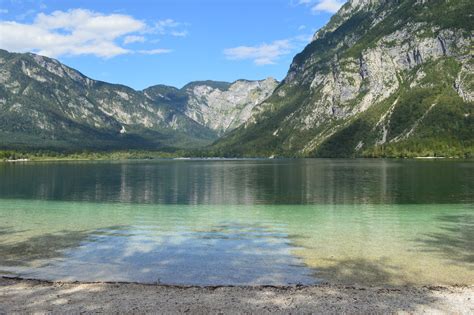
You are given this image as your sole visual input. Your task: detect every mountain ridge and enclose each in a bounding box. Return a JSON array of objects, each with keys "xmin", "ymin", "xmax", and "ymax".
[
  {"xmin": 212, "ymin": 0, "xmax": 473, "ymax": 158},
  {"xmin": 144, "ymin": 77, "xmax": 278, "ymax": 135},
  {"xmin": 0, "ymin": 49, "xmax": 277, "ymax": 150},
  {"xmin": 1, "ymin": 0, "xmax": 472, "ymax": 157}
]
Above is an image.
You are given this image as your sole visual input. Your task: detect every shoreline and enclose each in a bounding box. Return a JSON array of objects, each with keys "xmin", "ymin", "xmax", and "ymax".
[
  {"xmin": 1, "ymin": 277, "xmax": 473, "ymax": 314},
  {"xmin": 2, "ymin": 275, "xmax": 473, "ymax": 289},
  {"xmin": 1, "ymin": 156, "xmax": 472, "ymax": 163}
]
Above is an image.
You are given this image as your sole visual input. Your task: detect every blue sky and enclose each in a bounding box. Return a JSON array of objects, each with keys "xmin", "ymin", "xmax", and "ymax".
[{"xmin": 0, "ymin": 0, "xmax": 345, "ymax": 89}]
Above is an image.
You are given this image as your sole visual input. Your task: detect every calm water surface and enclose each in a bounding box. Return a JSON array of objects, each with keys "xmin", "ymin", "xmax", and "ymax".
[{"xmin": 0, "ymin": 159, "xmax": 473, "ymax": 285}]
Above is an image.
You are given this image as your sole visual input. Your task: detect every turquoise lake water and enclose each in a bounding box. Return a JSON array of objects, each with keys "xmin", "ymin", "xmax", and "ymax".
[{"xmin": 0, "ymin": 159, "xmax": 472, "ymax": 285}]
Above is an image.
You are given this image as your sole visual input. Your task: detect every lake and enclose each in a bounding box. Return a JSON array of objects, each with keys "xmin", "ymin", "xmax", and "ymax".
[{"xmin": 0, "ymin": 159, "xmax": 472, "ymax": 285}]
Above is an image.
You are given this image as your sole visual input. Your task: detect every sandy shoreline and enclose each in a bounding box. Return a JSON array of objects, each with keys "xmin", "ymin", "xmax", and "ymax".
[{"xmin": 0, "ymin": 277, "xmax": 473, "ymax": 314}]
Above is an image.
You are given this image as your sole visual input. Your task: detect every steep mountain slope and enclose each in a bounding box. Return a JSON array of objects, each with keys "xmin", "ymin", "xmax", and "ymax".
[
  {"xmin": 145, "ymin": 78, "xmax": 278, "ymax": 135},
  {"xmin": 0, "ymin": 50, "xmax": 276, "ymax": 150},
  {"xmin": 0, "ymin": 49, "xmax": 216, "ymax": 150},
  {"xmin": 214, "ymin": 0, "xmax": 473, "ymax": 158}
]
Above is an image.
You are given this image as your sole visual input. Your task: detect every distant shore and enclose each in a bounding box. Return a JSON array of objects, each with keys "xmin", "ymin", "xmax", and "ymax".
[
  {"xmin": 1, "ymin": 147, "xmax": 473, "ymax": 163},
  {"xmin": 1, "ymin": 154, "xmax": 472, "ymax": 163},
  {"xmin": 1, "ymin": 277, "xmax": 472, "ymax": 314}
]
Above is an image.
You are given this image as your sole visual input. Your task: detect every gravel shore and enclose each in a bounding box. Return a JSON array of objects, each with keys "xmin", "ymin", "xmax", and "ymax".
[{"xmin": 1, "ymin": 277, "xmax": 473, "ymax": 314}]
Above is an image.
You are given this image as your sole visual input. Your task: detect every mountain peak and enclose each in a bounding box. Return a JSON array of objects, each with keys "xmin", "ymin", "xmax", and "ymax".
[{"xmin": 214, "ymin": 0, "xmax": 473, "ymax": 158}]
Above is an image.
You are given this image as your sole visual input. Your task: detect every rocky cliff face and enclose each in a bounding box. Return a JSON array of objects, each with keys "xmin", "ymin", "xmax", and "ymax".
[
  {"xmin": 144, "ymin": 78, "xmax": 278, "ymax": 135},
  {"xmin": 183, "ymin": 78, "xmax": 278, "ymax": 135},
  {"xmin": 215, "ymin": 0, "xmax": 473, "ymax": 157},
  {"xmin": 0, "ymin": 50, "xmax": 276, "ymax": 150}
]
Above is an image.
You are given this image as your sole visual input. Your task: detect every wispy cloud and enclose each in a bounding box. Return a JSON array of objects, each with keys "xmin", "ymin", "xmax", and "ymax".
[
  {"xmin": 147, "ymin": 18, "xmax": 189, "ymax": 37},
  {"xmin": 137, "ymin": 48, "xmax": 172, "ymax": 55},
  {"xmin": 123, "ymin": 35, "xmax": 145, "ymax": 45},
  {"xmin": 171, "ymin": 30, "xmax": 188, "ymax": 37},
  {"xmin": 0, "ymin": 9, "xmax": 178, "ymax": 58},
  {"xmin": 296, "ymin": 0, "xmax": 345, "ymax": 14},
  {"xmin": 312, "ymin": 0, "xmax": 345, "ymax": 13},
  {"xmin": 0, "ymin": 9, "xmax": 8, "ymax": 14},
  {"xmin": 224, "ymin": 40, "xmax": 292, "ymax": 65},
  {"xmin": 154, "ymin": 19, "xmax": 180, "ymax": 33},
  {"xmin": 224, "ymin": 35, "xmax": 311, "ymax": 66}
]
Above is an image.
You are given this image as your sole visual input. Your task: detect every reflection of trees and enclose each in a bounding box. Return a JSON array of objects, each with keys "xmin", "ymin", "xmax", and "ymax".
[
  {"xmin": 1, "ymin": 159, "xmax": 471, "ymax": 204},
  {"xmin": 416, "ymin": 214, "xmax": 474, "ymax": 265}
]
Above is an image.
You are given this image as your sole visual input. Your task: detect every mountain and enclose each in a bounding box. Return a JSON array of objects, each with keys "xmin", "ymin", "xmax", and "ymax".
[
  {"xmin": 0, "ymin": 49, "xmax": 276, "ymax": 150},
  {"xmin": 145, "ymin": 78, "xmax": 278, "ymax": 135},
  {"xmin": 0, "ymin": 49, "xmax": 214, "ymax": 150},
  {"xmin": 214, "ymin": 0, "xmax": 473, "ymax": 158}
]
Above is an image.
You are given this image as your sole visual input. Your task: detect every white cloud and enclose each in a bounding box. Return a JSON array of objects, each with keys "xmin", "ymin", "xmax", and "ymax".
[
  {"xmin": 224, "ymin": 33, "xmax": 313, "ymax": 66},
  {"xmin": 224, "ymin": 40, "xmax": 292, "ymax": 65},
  {"xmin": 123, "ymin": 35, "xmax": 146, "ymax": 45},
  {"xmin": 0, "ymin": 9, "xmax": 177, "ymax": 58},
  {"xmin": 148, "ymin": 18, "xmax": 188, "ymax": 37},
  {"xmin": 311, "ymin": 0, "xmax": 345, "ymax": 13},
  {"xmin": 35, "ymin": 9, "xmax": 145, "ymax": 39},
  {"xmin": 154, "ymin": 19, "xmax": 179, "ymax": 33},
  {"xmin": 137, "ymin": 48, "xmax": 172, "ymax": 55},
  {"xmin": 296, "ymin": 0, "xmax": 345, "ymax": 14},
  {"xmin": 171, "ymin": 30, "xmax": 188, "ymax": 37}
]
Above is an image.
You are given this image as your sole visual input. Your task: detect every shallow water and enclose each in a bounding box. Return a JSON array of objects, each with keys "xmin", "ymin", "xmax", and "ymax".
[{"xmin": 0, "ymin": 159, "xmax": 473, "ymax": 285}]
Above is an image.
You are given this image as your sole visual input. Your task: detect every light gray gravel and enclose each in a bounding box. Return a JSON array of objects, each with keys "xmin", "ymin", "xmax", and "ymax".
[{"xmin": 1, "ymin": 277, "xmax": 473, "ymax": 314}]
